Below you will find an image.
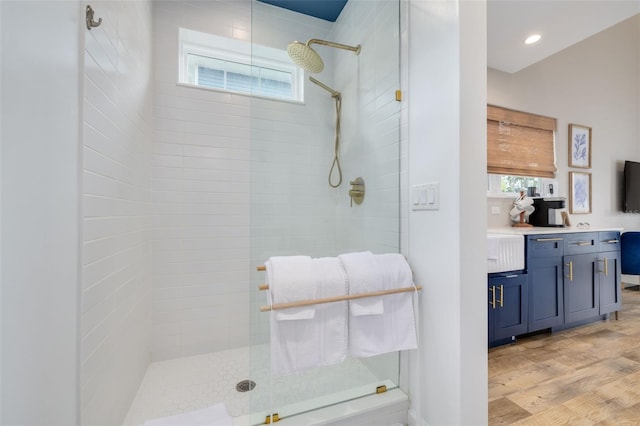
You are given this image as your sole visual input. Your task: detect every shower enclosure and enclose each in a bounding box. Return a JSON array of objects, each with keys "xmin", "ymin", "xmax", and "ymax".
[
  {"xmin": 121, "ymin": 0, "xmax": 404, "ymax": 424},
  {"xmin": 248, "ymin": 0, "xmax": 403, "ymax": 423}
]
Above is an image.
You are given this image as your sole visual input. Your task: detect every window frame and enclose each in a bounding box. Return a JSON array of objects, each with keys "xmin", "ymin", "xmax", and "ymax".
[{"xmin": 178, "ymin": 28, "xmax": 304, "ymax": 102}]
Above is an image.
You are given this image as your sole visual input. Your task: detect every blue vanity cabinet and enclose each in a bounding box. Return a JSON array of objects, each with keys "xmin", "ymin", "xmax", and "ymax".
[
  {"xmin": 526, "ymin": 235, "xmax": 565, "ymax": 332},
  {"xmin": 563, "ymin": 252, "xmax": 599, "ymax": 323},
  {"xmin": 492, "ymin": 230, "xmax": 623, "ymax": 346},
  {"xmin": 488, "ymin": 273, "xmax": 528, "ymax": 347},
  {"xmin": 563, "ymin": 233, "xmax": 599, "ymax": 324},
  {"xmin": 598, "ymin": 231, "xmax": 622, "ymax": 315}
]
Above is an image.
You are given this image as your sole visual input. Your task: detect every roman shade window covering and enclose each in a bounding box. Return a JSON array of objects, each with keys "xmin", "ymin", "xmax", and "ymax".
[{"xmin": 487, "ymin": 105, "xmax": 557, "ymax": 178}]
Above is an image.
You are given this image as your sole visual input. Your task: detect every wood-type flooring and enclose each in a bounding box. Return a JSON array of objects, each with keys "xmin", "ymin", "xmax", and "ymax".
[{"xmin": 489, "ymin": 286, "xmax": 640, "ymax": 425}]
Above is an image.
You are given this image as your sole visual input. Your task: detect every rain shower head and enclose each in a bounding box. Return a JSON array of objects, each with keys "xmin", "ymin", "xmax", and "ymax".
[{"xmin": 287, "ymin": 38, "xmax": 361, "ymax": 74}]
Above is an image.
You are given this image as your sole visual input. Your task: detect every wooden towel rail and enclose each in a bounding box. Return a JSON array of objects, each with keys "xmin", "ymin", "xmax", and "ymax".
[{"xmin": 256, "ymin": 265, "xmax": 421, "ymax": 312}]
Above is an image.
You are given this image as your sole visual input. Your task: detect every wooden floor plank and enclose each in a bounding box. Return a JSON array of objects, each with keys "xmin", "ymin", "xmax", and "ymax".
[{"xmin": 489, "ymin": 288, "xmax": 640, "ymax": 424}]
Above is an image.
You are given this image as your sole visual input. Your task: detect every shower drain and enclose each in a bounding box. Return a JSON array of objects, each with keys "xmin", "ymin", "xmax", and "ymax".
[{"xmin": 236, "ymin": 379, "xmax": 256, "ymax": 392}]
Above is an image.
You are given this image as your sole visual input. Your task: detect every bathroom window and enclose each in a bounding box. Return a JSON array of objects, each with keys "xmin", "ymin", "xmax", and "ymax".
[{"xmin": 179, "ymin": 28, "xmax": 303, "ymax": 102}]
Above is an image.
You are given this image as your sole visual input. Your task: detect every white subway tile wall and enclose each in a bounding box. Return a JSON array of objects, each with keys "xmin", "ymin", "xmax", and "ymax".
[
  {"xmin": 151, "ymin": 1, "xmax": 335, "ymax": 359},
  {"xmin": 81, "ymin": 1, "xmax": 153, "ymax": 424}
]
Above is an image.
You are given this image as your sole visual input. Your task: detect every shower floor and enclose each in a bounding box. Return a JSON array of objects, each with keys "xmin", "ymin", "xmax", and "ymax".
[{"xmin": 123, "ymin": 344, "xmax": 389, "ymax": 426}]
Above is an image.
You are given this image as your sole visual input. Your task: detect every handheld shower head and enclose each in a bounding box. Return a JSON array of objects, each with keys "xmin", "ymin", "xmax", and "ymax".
[{"xmin": 287, "ymin": 38, "xmax": 361, "ymax": 74}]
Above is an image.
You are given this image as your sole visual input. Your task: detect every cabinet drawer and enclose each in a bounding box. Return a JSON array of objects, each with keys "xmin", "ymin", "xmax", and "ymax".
[
  {"xmin": 564, "ymin": 232, "xmax": 598, "ymax": 255},
  {"xmin": 526, "ymin": 234, "xmax": 564, "ymax": 258},
  {"xmin": 598, "ymin": 231, "xmax": 621, "ymax": 252}
]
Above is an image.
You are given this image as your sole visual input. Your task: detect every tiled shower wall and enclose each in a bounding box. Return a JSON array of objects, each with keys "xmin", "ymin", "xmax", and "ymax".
[
  {"xmin": 81, "ymin": 1, "xmax": 153, "ymax": 424},
  {"xmin": 332, "ymin": 0, "xmax": 402, "ymax": 254},
  {"xmin": 151, "ymin": 1, "xmax": 334, "ymax": 359},
  {"xmin": 150, "ymin": 0, "xmax": 402, "ymax": 358}
]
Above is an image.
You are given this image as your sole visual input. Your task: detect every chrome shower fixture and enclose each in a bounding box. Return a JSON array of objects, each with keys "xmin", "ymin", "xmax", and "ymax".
[{"xmin": 287, "ymin": 39, "xmax": 361, "ymax": 73}]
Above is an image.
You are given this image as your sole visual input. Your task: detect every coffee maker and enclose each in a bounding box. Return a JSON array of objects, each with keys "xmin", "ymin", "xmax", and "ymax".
[{"xmin": 528, "ymin": 197, "xmax": 567, "ymax": 227}]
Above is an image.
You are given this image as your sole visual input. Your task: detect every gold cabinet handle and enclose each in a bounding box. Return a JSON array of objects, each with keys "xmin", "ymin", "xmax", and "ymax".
[
  {"xmin": 604, "ymin": 239, "xmax": 619, "ymax": 244},
  {"xmin": 498, "ymin": 284, "xmax": 504, "ymax": 308},
  {"xmin": 574, "ymin": 241, "xmax": 592, "ymax": 246},
  {"xmin": 489, "ymin": 286, "xmax": 496, "ymax": 309},
  {"xmin": 534, "ymin": 237, "xmax": 564, "ymax": 242},
  {"xmin": 597, "ymin": 257, "xmax": 609, "ymax": 276},
  {"xmin": 565, "ymin": 261, "xmax": 573, "ymax": 281}
]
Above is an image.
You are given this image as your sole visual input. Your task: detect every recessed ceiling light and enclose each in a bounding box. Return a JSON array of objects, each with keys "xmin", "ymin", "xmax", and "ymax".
[{"xmin": 525, "ymin": 34, "xmax": 541, "ymax": 45}]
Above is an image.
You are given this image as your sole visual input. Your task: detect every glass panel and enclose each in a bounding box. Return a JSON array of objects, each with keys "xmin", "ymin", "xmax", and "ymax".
[{"xmin": 250, "ymin": 0, "xmax": 402, "ymax": 423}]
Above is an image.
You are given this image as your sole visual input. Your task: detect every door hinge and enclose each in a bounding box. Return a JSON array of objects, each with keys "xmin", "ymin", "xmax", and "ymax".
[{"xmin": 265, "ymin": 413, "xmax": 279, "ymax": 424}]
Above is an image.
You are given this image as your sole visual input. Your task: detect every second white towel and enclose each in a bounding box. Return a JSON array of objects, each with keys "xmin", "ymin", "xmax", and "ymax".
[
  {"xmin": 338, "ymin": 251, "xmax": 384, "ymax": 315},
  {"xmin": 345, "ymin": 253, "xmax": 418, "ymax": 358}
]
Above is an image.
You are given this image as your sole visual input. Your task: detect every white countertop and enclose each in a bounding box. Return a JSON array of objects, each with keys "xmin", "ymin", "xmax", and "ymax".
[{"xmin": 488, "ymin": 226, "xmax": 623, "ymax": 235}]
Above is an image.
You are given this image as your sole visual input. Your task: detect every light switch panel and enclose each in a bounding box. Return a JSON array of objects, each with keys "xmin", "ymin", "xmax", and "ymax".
[{"xmin": 412, "ymin": 182, "xmax": 439, "ymax": 210}]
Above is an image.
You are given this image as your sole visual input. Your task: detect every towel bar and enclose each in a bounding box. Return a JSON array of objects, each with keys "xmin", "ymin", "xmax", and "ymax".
[{"xmin": 257, "ymin": 284, "xmax": 422, "ymax": 312}]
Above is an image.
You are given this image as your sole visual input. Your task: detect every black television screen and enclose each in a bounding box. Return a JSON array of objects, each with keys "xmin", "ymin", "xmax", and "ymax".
[{"xmin": 624, "ymin": 160, "xmax": 640, "ymax": 212}]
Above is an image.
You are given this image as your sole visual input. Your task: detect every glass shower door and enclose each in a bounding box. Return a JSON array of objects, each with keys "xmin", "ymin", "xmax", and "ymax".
[{"xmin": 248, "ymin": 0, "xmax": 402, "ymax": 423}]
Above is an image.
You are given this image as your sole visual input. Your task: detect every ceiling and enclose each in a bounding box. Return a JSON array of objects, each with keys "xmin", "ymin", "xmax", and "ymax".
[
  {"xmin": 258, "ymin": 0, "xmax": 640, "ymax": 74},
  {"xmin": 257, "ymin": 0, "xmax": 348, "ymax": 22},
  {"xmin": 488, "ymin": 0, "xmax": 640, "ymax": 73}
]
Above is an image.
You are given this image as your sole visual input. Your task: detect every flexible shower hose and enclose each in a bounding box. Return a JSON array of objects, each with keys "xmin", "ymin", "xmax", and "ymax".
[{"xmin": 328, "ymin": 94, "xmax": 343, "ymax": 188}]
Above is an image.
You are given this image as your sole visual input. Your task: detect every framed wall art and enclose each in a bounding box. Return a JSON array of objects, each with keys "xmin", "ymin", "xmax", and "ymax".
[
  {"xmin": 568, "ymin": 124, "xmax": 592, "ymax": 168},
  {"xmin": 569, "ymin": 171, "xmax": 592, "ymax": 214}
]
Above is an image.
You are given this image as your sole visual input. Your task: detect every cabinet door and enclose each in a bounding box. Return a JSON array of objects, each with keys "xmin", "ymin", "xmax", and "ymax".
[
  {"xmin": 489, "ymin": 275, "xmax": 528, "ymax": 342},
  {"xmin": 528, "ymin": 257, "xmax": 564, "ymax": 332},
  {"xmin": 599, "ymin": 250, "xmax": 621, "ymax": 314},
  {"xmin": 564, "ymin": 253, "xmax": 599, "ymax": 323}
]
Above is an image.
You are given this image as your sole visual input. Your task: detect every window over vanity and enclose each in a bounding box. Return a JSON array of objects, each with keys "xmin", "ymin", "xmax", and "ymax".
[{"xmin": 486, "ymin": 105, "xmax": 558, "ymax": 198}]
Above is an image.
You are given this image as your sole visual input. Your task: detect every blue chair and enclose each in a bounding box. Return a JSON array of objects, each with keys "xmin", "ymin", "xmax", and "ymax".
[{"xmin": 621, "ymin": 231, "xmax": 640, "ymax": 288}]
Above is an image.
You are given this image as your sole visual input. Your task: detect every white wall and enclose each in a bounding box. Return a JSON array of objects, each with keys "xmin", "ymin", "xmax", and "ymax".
[
  {"xmin": 487, "ymin": 14, "xmax": 640, "ymax": 231},
  {"xmin": 0, "ymin": 3, "xmax": 4, "ymax": 420},
  {"xmin": 0, "ymin": 1, "xmax": 81, "ymax": 424},
  {"xmin": 81, "ymin": 1, "xmax": 154, "ymax": 424},
  {"xmin": 151, "ymin": 0, "xmax": 335, "ymax": 359},
  {"xmin": 407, "ymin": 0, "xmax": 487, "ymax": 424}
]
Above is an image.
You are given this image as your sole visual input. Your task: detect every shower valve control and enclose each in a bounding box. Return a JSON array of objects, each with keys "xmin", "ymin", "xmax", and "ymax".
[{"xmin": 349, "ymin": 178, "xmax": 365, "ymax": 207}]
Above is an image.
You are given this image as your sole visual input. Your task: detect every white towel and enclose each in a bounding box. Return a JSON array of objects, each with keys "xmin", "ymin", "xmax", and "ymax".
[
  {"xmin": 347, "ymin": 253, "xmax": 418, "ymax": 358},
  {"xmin": 270, "ymin": 257, "xmax": 348, "ymax": 376},
  {"xmin": 338, "ymin": 251, "xmax": 384, "ymax": 315},
  {"xmin": 143, "ymin": 403, "xmax": 232, "ymax": 426},
  {"xmin": 266, "ymin": 255, "xmax": 315, "ymax": 320}
]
